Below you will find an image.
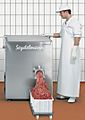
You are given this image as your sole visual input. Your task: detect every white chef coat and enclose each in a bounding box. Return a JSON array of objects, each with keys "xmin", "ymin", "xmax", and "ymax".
[{"xmin": 57, "ymin": 16, "xmax": 82, "ymax": 97}]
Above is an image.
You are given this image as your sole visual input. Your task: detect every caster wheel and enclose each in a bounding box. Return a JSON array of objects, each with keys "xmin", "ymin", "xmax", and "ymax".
[
  {"xmin": 36, "ymin": 115, "xmax": 39, "ymax": 120},
  {"xmin": 49, "ymin": 115, "xmax": 52, "ymax": 120}
]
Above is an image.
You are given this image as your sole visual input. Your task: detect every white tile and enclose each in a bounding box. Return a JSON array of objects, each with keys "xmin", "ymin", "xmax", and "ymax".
[
  {"xmin": 81, "ymin": 26, "xmax": 84, "ymax": 37},
  {"xmin": 57, "ymin": 39, "xmax": 61, "ymax": 48},
  {"xmin": 28, "ymin": 15, "xmax": 33, "ymax": 26},
  {"xmin": 52, "ymin": 71, "xmax": 56, "ymax": 81},
  {"xmin": 51, "ymin": 4, "xmax": 56, "ymax": 14},
  {"xmin": 52, "ymin": 60, "xmax": 55, "ymax": 71},
  {"xmin": 56, "ymin": 16, "xmax": 62, "ymax": 26},
  {"xmin": 11, "ymin": 16, "xmax": 15, "ymax": 25},
  {"xmin": 16, "ymin": 4, "xmax": 21, "ymax": 14},
  {"xmin": 11, "ymin": 0, "xmax": 16, "ymax": 3},
  {"xmin": 28, "ymin": 0, "xmax": 33, "ymax": 3},
  {"xmin": 28, "ymin": 4, "xmax": 33, "ymax": 14},
  {"xmin": 10, "ymin": 26, "xmax": 15, "ymax": 35},
  {"xmin": 53, "ymin": 59, "xmax": 59, "ymax": 72},
  {"xmin": 22, "ymin": 15, "xmax": 27, "ymax": 25},
  {"xmin": 52, "ymin": 48, "xmax": 55, "ymax": 59},
  {"xmin": 45, "ymin": 16, "xmax": 50, "ymax": 26},
  {"xmin": 0, "ymin": 4, "xmax": 4, "ymax": 14},
  {"xmin": 33, "ymin": 26, "xmax": 38, "ymax": 35},
  {"xmin": 40, "ymin": 15, "xmax": 44, "ymax": 25},
  {"xmin": 79, "ymin": 0, "xmax": 84, "ymax": 3},
  {"xmin": 50, "ymin": 26, "xmax": 56, "ymax": 33},
  {"xmin": 0, "ymin": 49, "xmax": 5, "ymax": 59},
  {"xmin": 28, "ymin": 26, "xmax": 33, "ymax": 35},
  {"xmin": 40, "ymin": 4, "xmax": 44, "ymax": 15},
  {"xmin": 45, "ymin": 4, "xmax": 50, "ymax": 14},
  {"xmin": 6, "ymin": 16, "xmax": 10, "ymax": 25},
  {"xmin": 79, "ymin": 38, "xmax": 84, "ymax": 48},
  {"xmin": 22, "ymin": 26, "xmax": 27, "ymax": 35},
  {"xmin": 0, "ymin": 27, "xmax": 4, "ymax": 36},
  {"xmin": 0, "ymin": 60, "xmax": 5, "ymax": 71},
  {"xmin": 54, "ymin": 71, "xmax": 58, "ymax": 81},
  {"xmin": 81, "ymin": 60, "xmax": 85, "ymax": 72},
  {"xmin": 34, "ymin": 4, "xmax": 38, "ymax": 14},
  {"xmin": 23, "ymin": 3, "xmax": 27, "ymax": 14},
  {"xmin": 51, "ymin": 0, "xmax": 56, "ymax": 2},
  {"xmin": 5, "ymin": 26, "xmax": 10, "ymax": 35},
  {"xmin": 0, "ymin": 16, "xmax": 4, "ymax": 26},
  {"xmin": 52, "ymin": 40, "xmax": 56, "ymax": 49},
  {"xmin": 0, "ymin": 38, "xmax": 4, "ymax": 48},
  {"xmin": 79, "ymin": 4, "xmax": 84, "ymax": 14},
  {"xmin": 16, "ymin": 0, "xmax": 22, "ymax": 3},
  {"xmin": 45, "ymin": 26, "xmax": 51, "ymax": 33},
  {"xmin": 81, "ymin": 72, "xmax": 85, "ymax": 81},
  {"xmin": 6, "ymin": 4, "xmax": 10, "ymax": 14},
  {"xmin": 39, "ymin": 26, "xmax": 45, "ymax": 34},
  {"xmin": 34, "ymin": 0, "xmax": 38, "ymax": 3},
  {"xmin": 16, "ymin": 26, "xmax": 21, "ymax": 35},
  {"xmin": 56, "ymin": 26, "xmax": 61, "ymax": 33},
  {"xmin": 0, "ymin": 72, "xmax": 4, "ymax": 80},
  {"xmin": 79, "ymin": 16, "xmax": 84, "ymax": 26},
  {"xmin": 34, "ymin": 15, "xmax": 38, "ymax": 25},
  {"xmin": 80, "ymin": 49, "xmax": 84, "ymax": 60},
  {"xmin": 45, "ymin": 0, "xmax": 50, "ymax": 2},
  {"xmin": 73, "ymin": 0, "xmax": 82, "ymax": 3},
  {"xmin": 16, "ymin": 16, "xmax": 21, "ymax": 25},
  {"xmin": 11, "ymin": 4, "xmax": 15, "ymax": 14},
  {"xmin": 51, "ymin": 16, "xmax": 56, "ymax": 25},
  {"xmin": 5, "ymin": 0, "xmax": 11, "ymax": 2},
  {"xmin": 55, "ymin": 49, "xmax": 60, "ymax": 59},
  {"xmin": 73, "ymin": 4, "xmax": 79, "ymax": 14}
]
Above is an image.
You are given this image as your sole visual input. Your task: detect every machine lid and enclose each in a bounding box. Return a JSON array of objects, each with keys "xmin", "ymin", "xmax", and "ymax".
[{"xmin": 5, "ymin": 35, "xmax": 51, "ymax": 42}]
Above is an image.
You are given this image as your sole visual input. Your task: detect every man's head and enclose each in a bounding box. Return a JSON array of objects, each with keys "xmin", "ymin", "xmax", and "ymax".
[{"xmin": 56, "ymin": 4, "xmax": 71, "ymax": 19}]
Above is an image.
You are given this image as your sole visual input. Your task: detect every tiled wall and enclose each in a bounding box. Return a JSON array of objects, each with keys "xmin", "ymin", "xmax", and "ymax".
[
  {"xmin": 0, "ymin": 38, "xmax": 5, "ymax": 80},
  {"xmin": 0, "ymin": 0, "xmax": 85, "ymax": 81}
]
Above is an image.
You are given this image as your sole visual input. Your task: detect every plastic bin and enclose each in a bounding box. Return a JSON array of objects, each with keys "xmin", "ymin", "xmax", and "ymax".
[{"xmin": 30, "ymin": 92, "xmax": 53, "ymax": 120}]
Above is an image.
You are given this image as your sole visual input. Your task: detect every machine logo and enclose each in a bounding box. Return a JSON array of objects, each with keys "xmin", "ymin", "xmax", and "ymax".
[{"xmin": 16, "ymin": 44, "xmax": 43, "ymax": 51}]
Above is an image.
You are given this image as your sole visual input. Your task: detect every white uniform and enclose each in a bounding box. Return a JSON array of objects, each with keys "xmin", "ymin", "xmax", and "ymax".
[{"xmin": 57, "ymin": 16, "xmax": 82, "ymax": 97}]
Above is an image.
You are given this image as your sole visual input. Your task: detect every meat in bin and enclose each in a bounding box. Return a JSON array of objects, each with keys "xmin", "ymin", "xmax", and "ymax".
[{"xmin": 30, "ymin": 66, "xmax": 54, "ymax": 120}]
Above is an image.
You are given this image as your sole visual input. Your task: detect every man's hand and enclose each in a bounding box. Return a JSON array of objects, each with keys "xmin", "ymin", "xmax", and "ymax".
[
  {"xmin": 71, "ymin": 46, "xmax": 79, "ymax": 63},
  {"xmin": 72, "ymin": 46, "xmax": 77, "ymax": 59}
]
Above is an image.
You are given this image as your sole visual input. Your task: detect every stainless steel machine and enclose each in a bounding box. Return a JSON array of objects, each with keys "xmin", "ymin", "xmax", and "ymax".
[{"xmin": 4, "ymin": 35, "xmax": 52, "ymax": 99}]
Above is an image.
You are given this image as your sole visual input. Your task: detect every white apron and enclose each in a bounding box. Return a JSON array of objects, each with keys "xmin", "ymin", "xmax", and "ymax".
[{"xmin": 57, "ymin": 17, "xmax": 81, "ymax": 97}]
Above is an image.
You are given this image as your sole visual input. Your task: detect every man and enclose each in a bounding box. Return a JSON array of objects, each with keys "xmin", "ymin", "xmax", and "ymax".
[{"xmin": 53, "ymin": 4, "xmax": 82, "ymax": 103}]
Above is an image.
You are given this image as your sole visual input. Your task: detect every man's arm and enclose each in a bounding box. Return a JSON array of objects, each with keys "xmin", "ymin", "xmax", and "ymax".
[{"xmin": 53, "ymin": 33, "xmax": 60, "ymax": 38}]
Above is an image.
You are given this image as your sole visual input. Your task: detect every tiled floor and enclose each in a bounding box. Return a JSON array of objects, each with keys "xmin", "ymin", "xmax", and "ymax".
[{"xmin": 0, "ymin": 82, "xmax": 85, "ymax": 120}]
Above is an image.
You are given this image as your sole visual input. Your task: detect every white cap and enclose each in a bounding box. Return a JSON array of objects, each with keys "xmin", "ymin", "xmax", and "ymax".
[{"xmin": 56, "ymin": 4, "xmax": 71, "ymax": 13}]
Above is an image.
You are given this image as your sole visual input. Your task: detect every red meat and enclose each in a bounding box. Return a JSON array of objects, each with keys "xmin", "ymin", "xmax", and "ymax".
[{"xmin": 31, "ymin": 70, "xmax": 52, "ymax": 99}]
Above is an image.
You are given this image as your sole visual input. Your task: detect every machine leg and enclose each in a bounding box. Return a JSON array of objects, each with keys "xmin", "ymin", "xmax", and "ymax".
[
  {"xmin": 49, "ymin": 115, "xmax": 52, "ymax": 120},
  {"xmin": 36, "ymin": 115, "xmax": 39, "ymax": 120}
]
